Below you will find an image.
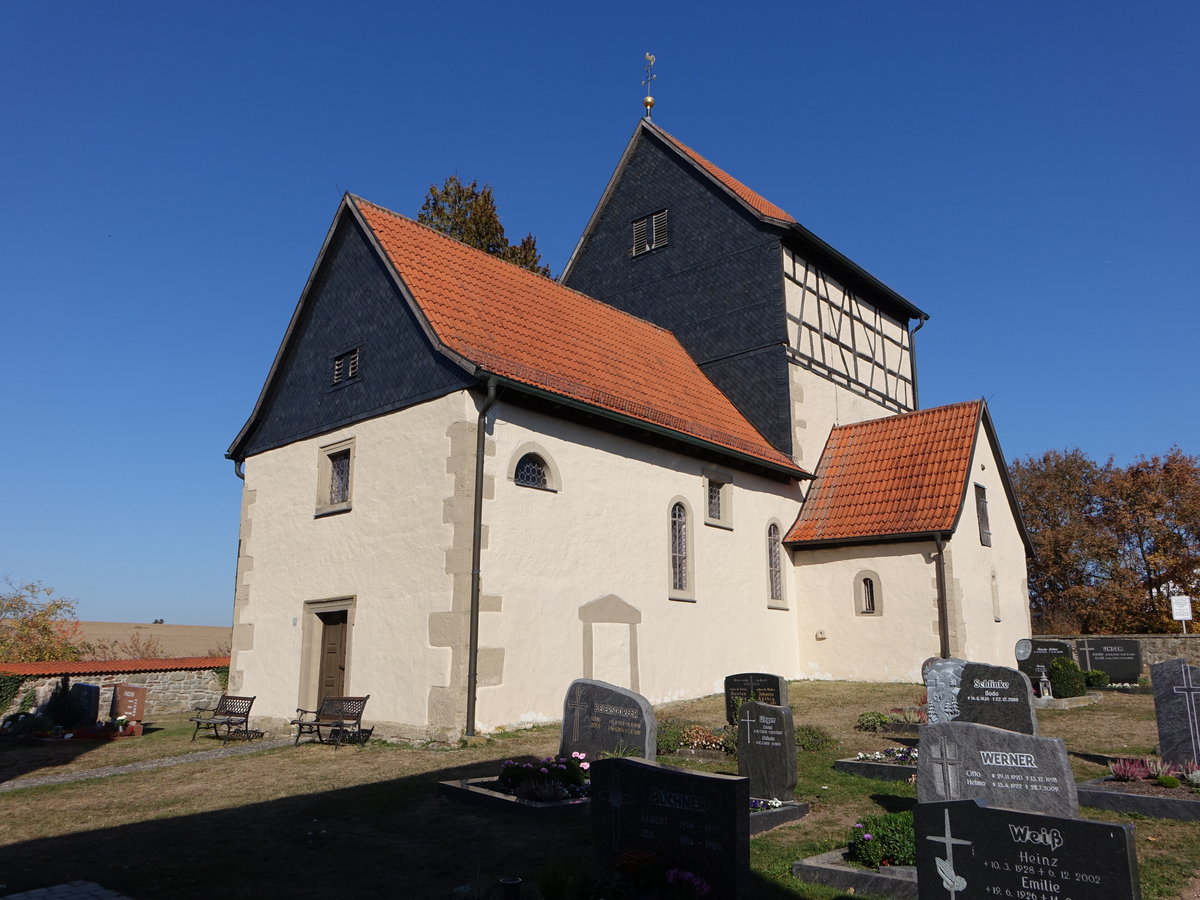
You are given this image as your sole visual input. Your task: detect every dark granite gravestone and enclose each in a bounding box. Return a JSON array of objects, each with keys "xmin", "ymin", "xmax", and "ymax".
[
  {"xmin": 109, "ymin": 684, "xmax": 148, "ymax": 722},
  {"xmin": 1151, "ymin": 658, "xmax": 1200, "ymax": 768},
  {"xmin": 590, "ymin": 757, "xmax": 749, "ymax": 898},
  {"xmin": 1015, "ymin": 639, "xmax": 1073, "ymax": 696},
  {"xmin": 736, "ymin": 701, "xmax": 796, "ymax": 801},
  {"xmin": 723, "ymin": 672, "xmax": 788, "ymax": 725},
  {"xmin": 916, "ymin": 799, "xmax": 1141, "ymax": 900},
  {"xmin": 917, "ymin": 721, "xmax": 1079, "ymax": 816},
  {"xmin": 559, "ymin": 678, "xmax": 656, "ymax": 761},
  {"xmin": 1076, "ymin": 637, "xmax": 1143, "ymax": 684},
  {"xmin": 69, "ymin": 683, "xmax": 100, "ymax": 727},
  {"xmin": 924, "ymin": 658, "xmax": 1037, "ymax": 734},
  {"xmin": 923, "ymin": 657, "xmax": 963, "ymax": 725}
]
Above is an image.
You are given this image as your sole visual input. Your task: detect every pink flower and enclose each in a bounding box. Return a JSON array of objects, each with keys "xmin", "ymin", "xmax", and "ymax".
[{"xmin": 580, "ymin": 762, "xmax": 590, "ymax": 770}]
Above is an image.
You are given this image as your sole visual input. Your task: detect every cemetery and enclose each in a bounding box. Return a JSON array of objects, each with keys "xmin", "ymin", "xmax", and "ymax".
[{"xmin": 1, "ymin": 665, "xmax": 1199, "ymax": 898}]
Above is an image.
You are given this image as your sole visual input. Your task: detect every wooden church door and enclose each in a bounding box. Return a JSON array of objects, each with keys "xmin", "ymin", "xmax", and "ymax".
[{"xmin": 316, "ymin": 610, "xmax": 348, "ymax": 700}]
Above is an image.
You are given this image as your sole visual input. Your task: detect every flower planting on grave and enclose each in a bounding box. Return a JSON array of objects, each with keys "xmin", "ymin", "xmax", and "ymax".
[
  {"xmin": 846, "ymin": 809, "xmax": 916, "ymax": 869},
  {"xmin": 1107, "ymin": 757, "xmax": 1200, "ymax": 795},
  {"xmin": 656, "ymin": 717, "xmax": 735, "ymax": 756},
  {"xmin": 854, "ymin": 746, "xmax": 918, "ymax": 766},
  {"xmin": 497, "ymin": 752, "xmax": 591, "ymax": 801}
]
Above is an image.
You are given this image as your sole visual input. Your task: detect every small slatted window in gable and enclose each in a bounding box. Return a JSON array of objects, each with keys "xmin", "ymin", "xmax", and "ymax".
[
  {"xmin": 331, "ymin": 347, "xmax": 361, "ymax": 388},
  {"xmin": 631, "ymin": 209, "xmax": 668, "ymax": 256}
]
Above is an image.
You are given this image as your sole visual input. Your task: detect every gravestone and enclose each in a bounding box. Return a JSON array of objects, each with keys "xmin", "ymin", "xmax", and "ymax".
[
  {"xmin": 559, "ymin": 678, "xmax": 656, "ymax": 761},
  {"xmin": 1151, "ymin": 658, "xmax": 1200, "ymax": 768},
  {"xmin": 915, "ymin": 799, "xmax": 1141, "ymax": 900},
  {"xmin": 736, "ymin": 701, "xmax": 796, "ymax": 800},
  {"xmin": 917, "ymin": 721, "xmax": 1078, "ymax": 815},
  {"xmin": 723, "ymin": 672, "xmax": 788, "ymax": 725},
  {"xmin": 1076, "ymin": 637, "xmax": 1143, "ymax": 684},
  {"xmin": 1015, "ymin": 638, "xmax": 1073, "ymax": 696},
  {"xmin": 924, "ymin": 658, "xmax": 1037, "ymax": 734},
  {"xmin": 109, "ymin": 684, "xmax": 148, "ymax": 722},
  {"xmin": 590, "ymin": 757, "xmax": 749, "ymax": 898},
  {"xmin": 69, "ymin": 683, "xmax": 100, "ymax": 727}
]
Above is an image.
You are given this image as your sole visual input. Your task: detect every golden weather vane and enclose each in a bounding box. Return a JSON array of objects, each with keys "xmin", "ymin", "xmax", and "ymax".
[{"xmin": 642, "ymin": 52, "xmax": 656, "ymax": 118}]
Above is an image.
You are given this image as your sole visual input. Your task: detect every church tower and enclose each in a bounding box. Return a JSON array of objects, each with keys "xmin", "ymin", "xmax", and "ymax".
[{"xmin": 562, "ymin": 120, "xmax": 927, "ymax": 468}]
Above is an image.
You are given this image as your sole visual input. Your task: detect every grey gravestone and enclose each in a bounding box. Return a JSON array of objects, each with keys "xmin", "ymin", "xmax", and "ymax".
[
  {"xmin": 736, "ymin": 701, "xmax": 796, "ymax": 800},
  {"xmin": 1076, "ymin": 637, "xmax": 1143, "ymax": 684},
  {"xmin": 1151, "ymin": 658, "xmax": 1200, "ymax": 768},
  {"xmin": 1015, "ymin": 639, "xmax": 1073, "ymax": 696},
  {"xmin": 559, "ymin": 678, "xmax": 656, "ymax": 761},
  {"xmin": 590, "ymin": 757, "xmax": 749, "ymax": 898},
  {"xmin": 917, "ymin": 721, "xmax": 1079, "ymax": 815},
  {"xmin": 724, "ymin": 672, "xmax": 788, "ymax": 725},
  {"xmin": 916, "ymin": 799, "xmax": 1141, "ymax": 900},
  {"xmin": 924, "ymin": 658, "xmax": 1037, "ymax": 734},
  {"xmin": 69, "ymin": 683, "xmax": 100, "ymax": 727}
]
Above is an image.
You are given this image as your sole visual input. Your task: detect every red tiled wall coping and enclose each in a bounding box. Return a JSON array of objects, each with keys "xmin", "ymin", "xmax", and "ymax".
[{"xmin": 0, "ymin": 656, "xmax": 229, "ymax": 677}]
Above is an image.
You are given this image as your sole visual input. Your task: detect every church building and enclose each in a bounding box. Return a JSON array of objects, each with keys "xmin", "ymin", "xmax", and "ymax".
[{"xmin": 225, "ymin": 119, "xmax": 1032, "ymax": 741}]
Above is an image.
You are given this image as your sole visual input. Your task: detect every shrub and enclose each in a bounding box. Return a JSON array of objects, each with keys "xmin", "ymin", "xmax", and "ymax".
[
  {"xmin": 1184, "ymin": 770, "xmax": 1200, "ymax": 790},
  {"xmin": 1157, "ymin": 775, "xmax": 1181, "ymax": 789},
  {"xmin": 795, "ymin": 723, "xmax": 836, "ymax": 752},
  {"xmin": 855, "ymin": 711, "xmax": 890, "ymax": 732},
  {"xmin": 1083, "ymin": 669, "xmax": 1110, "ymax": 689},
  {"xmin": 847, "ymin": 810, "xmax": 916, "ymax": 868},
  {"xmin": 1109, "ymin": 758, "xmax": 1150, "ymax": 781},
  {"xmin": 1047, "ymin": 657, "xmax": 1086, "ymax": 699},
  {"xmin": 656, "ymin": 717, "xmax": 688, "ymax": 754},
  {"xmin": 1144, "ymin": 758, "xmax": 1180, "ymax": 778}
]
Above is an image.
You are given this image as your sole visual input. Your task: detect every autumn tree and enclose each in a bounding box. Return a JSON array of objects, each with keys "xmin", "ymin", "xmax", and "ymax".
[
  {"xmin": 1010, "ymin": 447, "xmax": 1200, "ymax": 634},
  {"xmin": 0, "ymin": 579, "xmax": 85, "ymax": 662},
  {"xmin": 417, "ymin": 175, "xmax": 551, "ymax": 276}
]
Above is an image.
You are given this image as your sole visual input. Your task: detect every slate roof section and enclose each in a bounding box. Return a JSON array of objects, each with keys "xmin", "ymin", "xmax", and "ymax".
[
  {"xmin": 0, "ymin": 657, "xmax": 230, "ymax": 677},
  {"xmin": 350, "ymin": 197, "xmax": 806, "ymax": 477},
  {"xmin": 785, "ymin": 401, "xmax": 984, "ymax": 545},
  {"xmin": 648, "ymin": 122, "xmax": 797, "ymax": 224}
]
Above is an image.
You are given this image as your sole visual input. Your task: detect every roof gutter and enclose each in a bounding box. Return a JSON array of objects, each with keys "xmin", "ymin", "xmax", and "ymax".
[
  {"xmin": 465, "ymin": 377, "xmax": 499, "ymax": 738},
  {"xmin": 486, "ymin": 375, "xmax": 809, "ymax": 482}
]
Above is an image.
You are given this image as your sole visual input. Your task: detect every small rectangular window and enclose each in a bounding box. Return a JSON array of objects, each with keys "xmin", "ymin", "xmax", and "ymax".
[
  {"xmin": 316, "ymin": 438, "xmax": 355, "ymax": 516},
  {"xmin": 631, "ymin": 209, "xmax": 668, "ymax": 256},
  {"xmin": 703, "ymin": 469, "xmax": 733, "ymax": 529},
  {"xmin": 975, "ymin": 484, "xmax": 991, "ymax": 546}
]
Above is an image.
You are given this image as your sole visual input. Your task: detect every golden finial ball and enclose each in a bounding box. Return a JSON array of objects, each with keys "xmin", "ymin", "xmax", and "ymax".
[{"xmin": 643, "ymin": 95, "xmax": 655, "ymax": 110}]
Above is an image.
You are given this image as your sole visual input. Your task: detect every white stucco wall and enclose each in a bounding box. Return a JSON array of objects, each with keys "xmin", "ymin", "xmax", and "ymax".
[
  {"xmin": 475, "ymin": 404, "xmax": 806, "ymax": 731},
  {"xmin": 942, "ymin": 424, "xmax": 1032, "ymax": 666},
  {"xmin": 230, "ymin": 391, "xmax": 473, "ymax": 737},
  {"xmin": 791, "ymin": 541, "xmax": 942, "ymax": 683}
]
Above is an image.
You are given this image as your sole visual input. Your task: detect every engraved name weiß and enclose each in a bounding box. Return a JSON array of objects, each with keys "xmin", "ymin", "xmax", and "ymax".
[{"xmin": 1008, "ymin": 824, "xmax": 1063, "ymax": 851}]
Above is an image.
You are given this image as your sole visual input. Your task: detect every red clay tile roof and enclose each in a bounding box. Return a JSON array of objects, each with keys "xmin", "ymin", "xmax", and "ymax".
[
  {"xmin": 784, "ymin": 401, "xmax": 983, "ymax": 545},
  {"xmin": 648, "ymin": 122, "xmax": 797, "ymax": 224},
  {"xmin": 0, "ymin": 656, "xmax": 229, "ymax": 676},
  {"xmin": 351, "ymin": 197, "xmax": 804, "ymax": 476}
]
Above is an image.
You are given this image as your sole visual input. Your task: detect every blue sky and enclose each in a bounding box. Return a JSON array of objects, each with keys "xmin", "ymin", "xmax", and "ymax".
[{"xmin": 2, "ymin": 2, "xmax": 1196, "ymax": 626}]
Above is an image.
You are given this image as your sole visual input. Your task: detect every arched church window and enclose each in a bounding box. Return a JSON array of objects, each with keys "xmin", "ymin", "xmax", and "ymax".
[
  {"xmin": 671, "ymin": 502, "xmax": 689, "ymax": 593},
  {"xmin": 514, "ymin": 453, "xmax": 549, "ymax": 489},
  {"xmin": 767, "ymin": 524, "xmax": 783, "ymax": 605}
]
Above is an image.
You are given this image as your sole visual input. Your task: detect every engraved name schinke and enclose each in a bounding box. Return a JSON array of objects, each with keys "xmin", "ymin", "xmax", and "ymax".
[
  {"xmin": 979, "ymin": 751, "xmax": 1037, "ymax": 768},
  {"xmin": 973, "ymin": 679, "xmax": 1010, "ymax": 689}
]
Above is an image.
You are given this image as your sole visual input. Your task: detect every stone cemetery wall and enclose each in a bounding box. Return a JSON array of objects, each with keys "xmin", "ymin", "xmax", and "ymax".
[
  {"xmin": 3, "ymin": 666, "xmax": 225, "ymax": 720},
  {"xmin": 915, "ymin": 800, "xmax": 1140, "ymax": 900}
]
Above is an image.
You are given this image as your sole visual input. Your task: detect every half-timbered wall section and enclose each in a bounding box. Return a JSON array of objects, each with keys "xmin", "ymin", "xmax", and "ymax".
[{"xmin": 783, "ymin": 246, "xmax": 914, "ymax": 414}]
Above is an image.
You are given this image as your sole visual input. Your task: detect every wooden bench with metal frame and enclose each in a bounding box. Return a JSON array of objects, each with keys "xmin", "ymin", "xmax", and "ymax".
[
  {"xmin": 290, "ymin": 695, "xmax": 372, "ymax": 749},
  {"xmin": 189, "ymin": 694, "xmax": 256, "ymax": 744}
]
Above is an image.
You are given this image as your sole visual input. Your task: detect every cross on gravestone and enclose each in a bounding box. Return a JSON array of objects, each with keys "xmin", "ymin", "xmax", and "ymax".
[
  {"xmin": 1076, "ymin": 637, "xmax": 1096, "ymax": 672},
  {"xmin": 924, "ymin": 807, "xmax": 971, "ymax": 900},
  {"xmin": 1172, "ymin": 665, "xmax": 1200, "ymax": 762},
  {"xmin": 567, "ymin": 683, "xmax": 588, "ymax": 744},
  {"xmin": 926, "ymin": 736, "xmax": 963, "ymax": 801}
]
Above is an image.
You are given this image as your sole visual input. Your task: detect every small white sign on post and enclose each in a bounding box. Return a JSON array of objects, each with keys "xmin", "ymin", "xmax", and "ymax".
[{"xmin": 1170, "ymin": 595, "xmax": 1193, "ymax": 634}]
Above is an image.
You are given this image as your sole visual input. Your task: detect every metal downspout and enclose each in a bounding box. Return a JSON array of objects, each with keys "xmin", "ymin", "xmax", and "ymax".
[
  {"xmin": 935, "ymin": 534, "xmax": 950, "ymax": 658},
  {"xmin": 466, "ymin": 378, "xmax": 498, "ymax": 737},
  {"xmin": 910, "ymin": 315, "xmax": 928, "ymax": 410}
]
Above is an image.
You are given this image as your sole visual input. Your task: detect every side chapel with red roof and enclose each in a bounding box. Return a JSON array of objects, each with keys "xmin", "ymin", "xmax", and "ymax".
[{"xmin": 226, "ymin": 119, "xmax": 1032, "ymax": 740}]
